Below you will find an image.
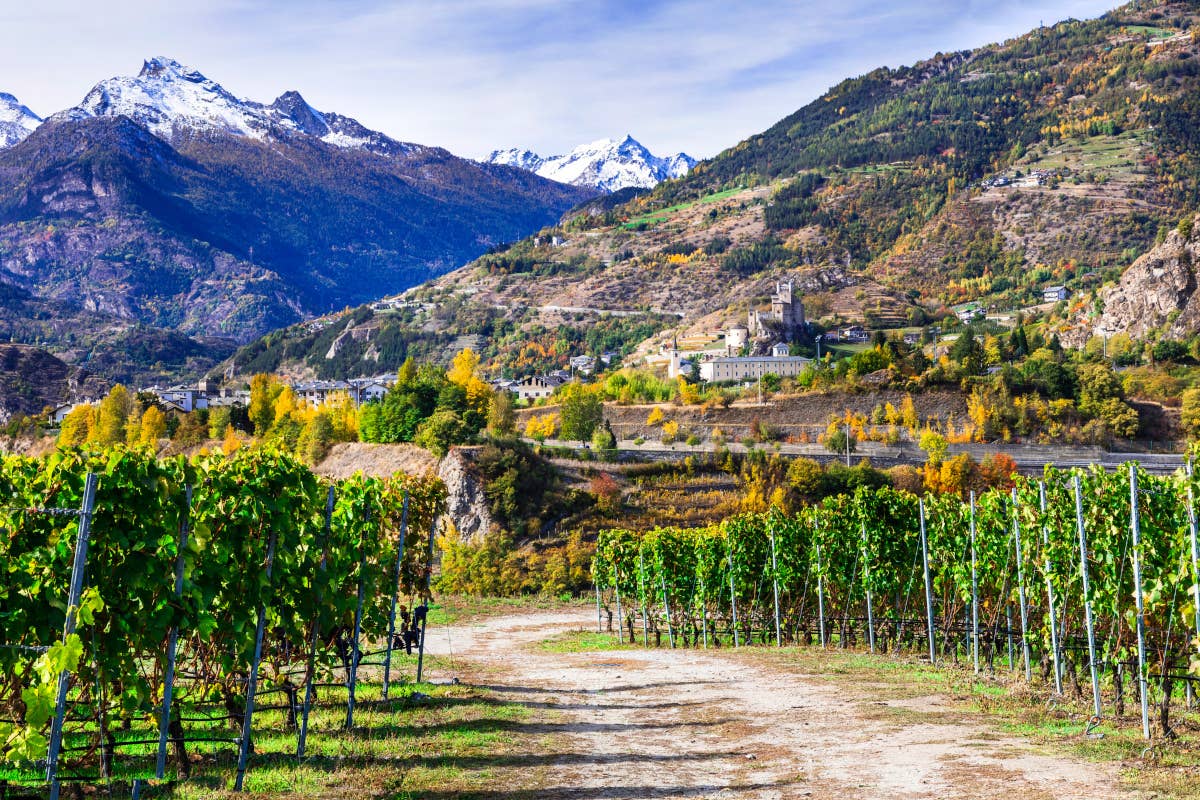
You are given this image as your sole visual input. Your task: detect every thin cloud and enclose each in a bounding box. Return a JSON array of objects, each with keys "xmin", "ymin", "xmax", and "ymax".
[{"xmin": 0, "ymin": 0, "xmax": 1117, "ymax": 159}]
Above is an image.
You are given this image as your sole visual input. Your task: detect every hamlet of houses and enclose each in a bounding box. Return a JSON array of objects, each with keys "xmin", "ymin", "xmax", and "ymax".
[
  {"xmin": 50, "ymin": 375, "xmax": 400, "ymax": 425},
  {"xmin": 50, "ymin": 275, "xmax": 1079, "ymax": 424}
]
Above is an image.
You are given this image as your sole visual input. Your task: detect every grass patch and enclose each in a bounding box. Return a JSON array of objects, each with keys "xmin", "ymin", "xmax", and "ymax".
[
  {"xmin": 3, "ymin": 647, "xmax": 552, "ymax": 798},
  {"xmin": 536, "ymin": 628, "xmax": 635, "ymax": 653},
  {"xmin": 428, "ymin": 593, "xmax": 586, "ymax": 626},
  {"xmin": 622, "ymin": 188, "xmax": 744, "ymax": 229},
  {"xmin": 152, "ymin": 680, "xmax": 545, "ymax": 798}
]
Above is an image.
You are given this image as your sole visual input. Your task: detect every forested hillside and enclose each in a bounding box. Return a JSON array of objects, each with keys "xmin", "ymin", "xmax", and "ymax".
[{"xmin": 236, "ymin": 0, "xmax": 1200, "ymax": 381}]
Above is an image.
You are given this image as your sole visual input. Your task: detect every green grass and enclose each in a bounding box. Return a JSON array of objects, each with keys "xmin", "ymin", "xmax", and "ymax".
[
  {"xmin": 428, "ymin": 593, "xmax": 586, "ymax": 626},
  {"xmin": 536, "ymin": 628, "xmax": 635, "ymax": 653},
  {"xmin": 1124, "ymin": 24, "xmax": 1176, "ymax": 39},
  {"xmin": 1021, "ymin": 130, "xmax": 1150, "ymax": 176},
  {"xmin": 622, "ymin": 187, "xmax": 744, "ymax": 228},
  {"xmin": 3, "ymin": 648, "xmax": 549, "ymax": 798}
]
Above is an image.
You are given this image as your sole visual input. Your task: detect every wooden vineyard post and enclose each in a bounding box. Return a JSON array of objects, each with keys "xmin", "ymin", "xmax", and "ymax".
[
  {"xmin": 595, "ymin": 584, "xmax": 603, "ymax": 634},
  {"xmin": 639, "ymin": 551, "xmax": 650, "ymax": 646},
  {"xmin": 770, "ymin": 525, "xmax": 782, "ymax": 648},
  {"xmin": 383, "ymin": 490, "xmax": 409, "ymax": 700},
  {"xmin": 1074, "ymin": 475, "xmax": 1103, "ymax": 721},
  {"xmin": 727, "ymin": 543, "xmax": 740, "ymax": 648},
  {"xmin": 298, "ymin": 486, "xmax": 333, "ymax": 759},
  {"xmin": 416, "ymin": 516, "xmax": 435, "ymax": 683},
  {"xmin": 659, "ymin": 570, "xmax": 675, "ymax": 648},
  {"xmin": 1187, "ymin": 462, "xmax": 1200, "ymax": 671},
  {"xmin": 861, "ymin": 520, "xmax": 875, "ymax": 654},
  {"xmin": 346, "ymin": 509, "xmax": 369, "ymax": 730},
  {"xmin": 235, "ymin": 525, "xmax": 279, "ymax": 791},
  {"xmin": 1010, "ymin": 489, "xmax": 1032, "ymax": 681},
  {"xmin": 156, "ymin": 485, "xmax": 191, "ymax": 779},
  {"xmin": 1039, "ymin": 482, "xmax": 1063, "ymax": 695},
  {"xmin": 46, "ymin": 472, "xmax": 98, "ymax": 800},
  {"xmin": 969, "ymin": 491, "xmax": 980, "ymax": 674},
  {"xmin": 815, "ymin": 540, "xmax": 827, "ymax": 649},
  {"xmin": 1128, "ymin": 464, "xmax": 1151, "ymax": 740},
  {"xmin": 919, "ymin": 498, "xmax": 936, "ymax": 665},
  {"xmin": 614, "ymin": 584, "xmax": 624, "ymax": 644},
  {"xmin": 698, "ymin": 575, "xmax": 708, "ymax": 649},
  {"xmin": 1006, "ymin": 604, "xmax": 1014, "ymax": 671}
]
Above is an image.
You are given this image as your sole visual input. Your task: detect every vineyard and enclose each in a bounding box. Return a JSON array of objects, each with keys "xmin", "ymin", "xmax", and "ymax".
[
  {"xmin": 0, "ymin": 447, "xmax": 444, "ymax": 796},
  {"xmin": 594, "ymin": 463, "xmax": 1200, "ymax": 743}
]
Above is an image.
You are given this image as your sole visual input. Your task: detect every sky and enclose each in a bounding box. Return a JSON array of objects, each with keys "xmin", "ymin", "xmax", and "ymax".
[{"xmin": 0, "ymin": 0, "xmax": 1119, "ymax": 160}]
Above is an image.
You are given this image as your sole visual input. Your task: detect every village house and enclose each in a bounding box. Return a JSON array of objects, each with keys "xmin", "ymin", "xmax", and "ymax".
[
  {"xmin": 699, "ymin": 353, "xmax": 812, "ymax": 383},
  {"xmin": 1043, "ymin": 285, "xmax": 1070, "ymax": 303},
  {"xmin": 512, "ymin": 375, "xmax": 564, "ymax": 402},
  {"xmin": 838, "ymin": 325, "xmax": 869, "ymax": 343}
]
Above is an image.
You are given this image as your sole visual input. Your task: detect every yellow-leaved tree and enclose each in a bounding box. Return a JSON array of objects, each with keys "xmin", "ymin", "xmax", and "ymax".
[
  {"xmin": 58, "ymin": 405, "xmax": 96, "ymax": 446},
  {"xmin": 447, "ymin": 348, "xmax": 494, "ymax": 416}
]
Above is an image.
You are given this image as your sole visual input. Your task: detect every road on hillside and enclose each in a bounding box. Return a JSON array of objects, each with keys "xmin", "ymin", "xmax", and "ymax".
[{"xmin": 421, "ymin": 609, "xmax": 1127, "ymax": 800}]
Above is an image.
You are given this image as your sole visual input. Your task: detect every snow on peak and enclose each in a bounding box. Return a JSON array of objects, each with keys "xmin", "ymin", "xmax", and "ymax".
[
  {"xmin": 58, "ymin": 56, "xmax": 272, "ymax": 141},
  {"xmin": 52, "ymin": 58, "xmax": 418, "ymax": 157},
  {"xmin": 0, "ymin": 92, "xmax": 42, "ymax": 149},
  {"xmin": 486, "ymin": 147, "xmax": 545, "ymax": 172},
  {"xmin": 485, "ymin": 135, "xmax": 695, "ymax": 192}
]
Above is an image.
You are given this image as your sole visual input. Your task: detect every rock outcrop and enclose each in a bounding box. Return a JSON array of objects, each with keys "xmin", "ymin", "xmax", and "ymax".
[
  {"xmin": 437, "ymin": 448, "xmax": 496, "ymax": 543},
  {"xmin": 1072, "ymin": 216, "xmax": 1200, "ymax": 344}
]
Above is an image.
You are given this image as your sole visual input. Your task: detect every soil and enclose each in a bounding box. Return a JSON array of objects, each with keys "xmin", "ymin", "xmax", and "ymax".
[
  {"xmin": 423, "ymin": 609, "xmax": 1129, "ymax": 800},
  {"xmin": 314, "ymin": 441, "xmax": 438, "ymax": 479}
]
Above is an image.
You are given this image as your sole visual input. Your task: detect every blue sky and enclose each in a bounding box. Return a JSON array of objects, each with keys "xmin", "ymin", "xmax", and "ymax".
[{"xmin": 1, "ymin": 0, "xmax": 1117, "ymax": 159}]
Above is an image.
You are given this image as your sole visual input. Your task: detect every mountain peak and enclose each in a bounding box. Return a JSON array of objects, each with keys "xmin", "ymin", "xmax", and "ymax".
[
  {"xmin": 270, "ymin": 90, "xmax": 328, "ymax": 137},
  {"xmin": 0, "ymin": 92, "xmax": 42, "ymax": 149},
  {"xmin": 139, "ymin": 56, "xmax": 207, "ymax": 83},
  {"xmin": 50, "ymin": 58, "xmax": 420, "ymax": 158},
  {"xmin": 485, "ymin": 135, "xmax": 695, "ymax": 192}
]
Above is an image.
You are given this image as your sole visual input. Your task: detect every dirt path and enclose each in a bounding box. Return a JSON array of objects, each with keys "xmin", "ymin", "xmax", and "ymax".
[{"xmin": 422, "ymin": 609, "xmax": 1129, "ymax": 800}]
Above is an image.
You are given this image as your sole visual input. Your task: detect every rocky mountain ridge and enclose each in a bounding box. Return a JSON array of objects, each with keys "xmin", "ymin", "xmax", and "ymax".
[
  {"xmin": 0, "ymin": 93, "xmax": 40, "ymax": 149},
  {"xmin": 1068, "ymin": 215, "xmax": 1200, "ymax": 345},
  {"xmin": 0, "ymin": 58, "xmax": 594, "ymax": 384},
  {"xmin": 48, "ymin": 57, "xmax": 425, "ymax": 159},
  {"xmin": 486, "ymin": 135, "xmax": 694, "ymax": 192}
]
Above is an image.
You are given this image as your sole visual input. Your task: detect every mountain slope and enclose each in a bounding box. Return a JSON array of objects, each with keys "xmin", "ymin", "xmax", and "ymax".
[
  {"xmin": 0, "ymin": 93, "xmax": 40, "ymax": 148},
  {"xmin": 487, "ymin": 135, "xmax": 694, "ymax": 191},
  {"xmin": 0, "ymin": 58, "xmax": 594, "ymax": 382},
  {"xmin": 240, "ymin": 0, "xmax": 1200, "ymax": 380}
]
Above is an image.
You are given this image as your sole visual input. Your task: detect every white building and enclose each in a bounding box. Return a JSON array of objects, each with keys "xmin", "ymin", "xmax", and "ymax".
[
  {"xmin": 1043, "ymin": 285, "xmax": 1069, "ymax": 303},
  {"xmin": 699, "ymin": 354, "xmax": 812, "ymax": 383},
  {"xmin": 158, "ymin": 386, "xmax": 208, "ymax": 412},
  {"xmin": 51, "ymin": 402, "xmax": 96, "ymax": 425},
  {"xmin": 513, "ymin": 376, "xmax": 562, "ymax": 402},
  {"xmin": 725, "ymin": 325, "xmax": 749, "ymax": 353}
]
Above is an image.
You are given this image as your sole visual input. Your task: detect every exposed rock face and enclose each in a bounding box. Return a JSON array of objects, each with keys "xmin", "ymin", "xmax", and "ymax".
[
  {"xmin": 437, "ymin": 448, "xmax": 495, "ymax": 543},
  {"xmin": 1080, "ymin": 217, "xmax": 1200, "ymax": 343},
  {"xmin": 0, "ymin": 345, "xmax": 107, "ymax": 422}
]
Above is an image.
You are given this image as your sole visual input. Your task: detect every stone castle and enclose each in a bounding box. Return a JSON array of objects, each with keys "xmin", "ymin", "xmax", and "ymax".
[{"xmin": 748, "ymin": 280, "xmax": 806, "ymax": 341}]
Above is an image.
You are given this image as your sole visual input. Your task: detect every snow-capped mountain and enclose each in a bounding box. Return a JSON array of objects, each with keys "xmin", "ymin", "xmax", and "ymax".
[
  {"xmin": 487, "ymin": 147, "xmax": 546, "ymax": 173},
  {"xmin": 486, "ymin": 135, "xmax": 695, "ymax": 192},
  {"xmin": 0, "ymin": 93, "xmax": 41, "ymax": 148},
  {"xmin": 53, "ymin": 56, "xmax": 418, "ymax": 157}
]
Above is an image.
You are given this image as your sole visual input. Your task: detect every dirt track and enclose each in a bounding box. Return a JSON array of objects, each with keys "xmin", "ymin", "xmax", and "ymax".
[{"xmin": 422, "ymin": 609, "xmax": 1129, "ymax": 800}]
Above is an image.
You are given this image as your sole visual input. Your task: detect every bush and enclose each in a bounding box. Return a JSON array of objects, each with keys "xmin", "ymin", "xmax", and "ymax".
[{"xmin": 437, "ymin": 527, "xmax": 594, "ymax": 596}]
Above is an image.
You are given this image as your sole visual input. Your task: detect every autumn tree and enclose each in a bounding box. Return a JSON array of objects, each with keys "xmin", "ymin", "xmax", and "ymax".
[
  {"xmin": 94, "ymin": 385, "xmax": 135, "ymax": 445},
  {"xmin": 249, "ymin": 374, "xmax": 286, "ymax": 436},
  {"xmin": 558, "ymin": 383, "xmax": 603, "ymax": 443},
  {"xmin": 58, "ymin": 404, "xmax": 96, "ymax": 446}
]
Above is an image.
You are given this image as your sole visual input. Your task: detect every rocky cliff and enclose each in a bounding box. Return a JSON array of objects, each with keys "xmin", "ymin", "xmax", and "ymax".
[
  {"xmin": 1072, "ymin": 216, "xmax": 1200, "ymax": 344},
  {"xmin": 437, "ymin": 448, "xmax": 496, "ymax": 542},
  {"xmin": 0, "ymin": 345, "xmax": 107, "ymax": 422}
]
